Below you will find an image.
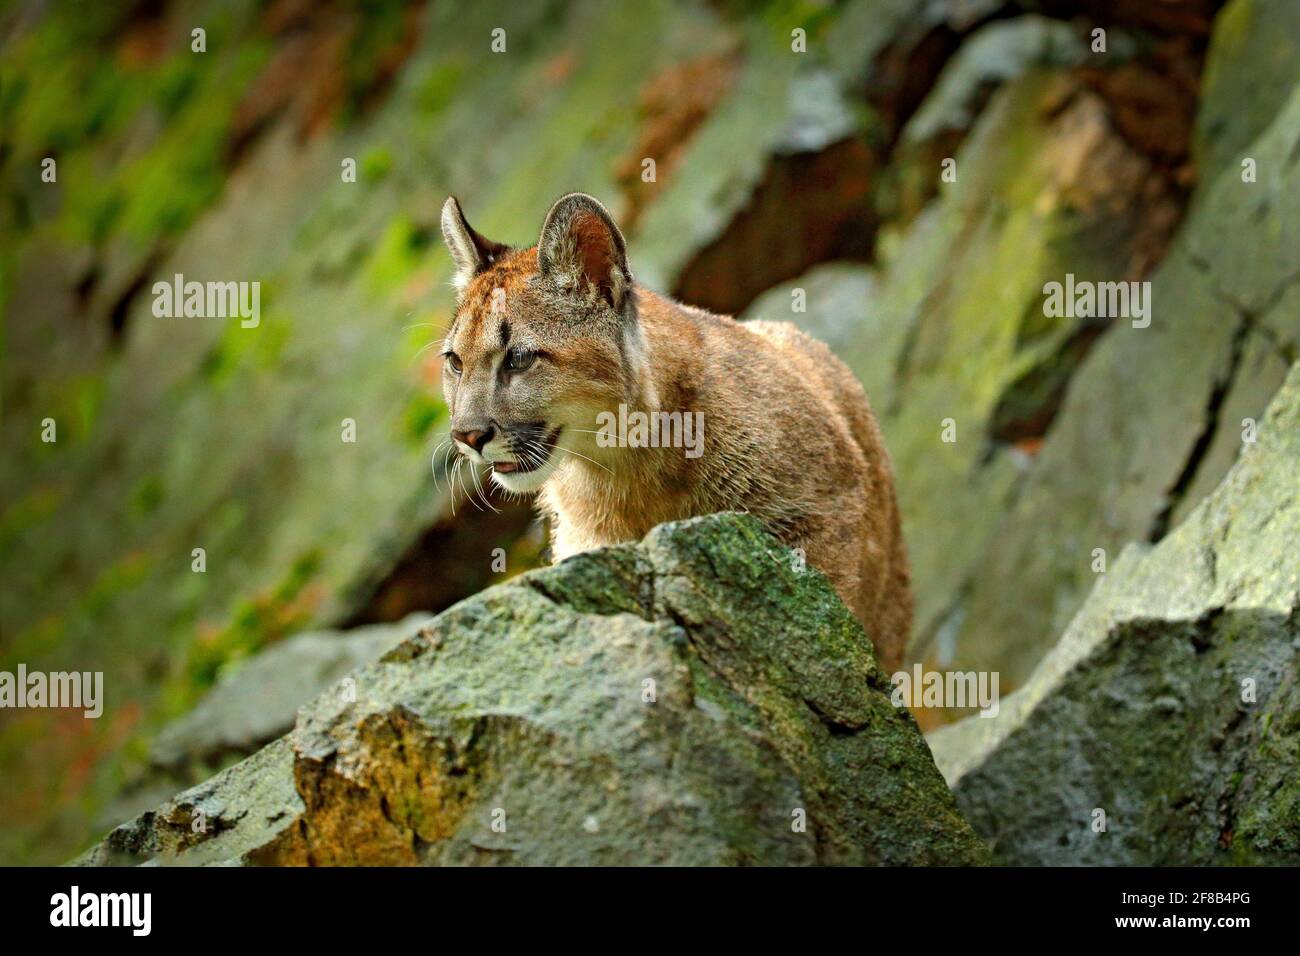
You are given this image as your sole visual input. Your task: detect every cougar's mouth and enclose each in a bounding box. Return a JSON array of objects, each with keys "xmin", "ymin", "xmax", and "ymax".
[{"xmin": 495, "ymin": 425, "xmax": 563, "ymax": 474}]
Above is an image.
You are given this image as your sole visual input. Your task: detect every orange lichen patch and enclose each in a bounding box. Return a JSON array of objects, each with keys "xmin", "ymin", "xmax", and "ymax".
[
  {"xmin": 265, "ymin": 709, "xmax": 483, "ymax": 865},
  {"xmin": 1015, "ymin": 436, "xmax": 1045, "ymax": 457},
  {"xmin": 0, "ymin": 700, "xmax": 139, "ymax": 827},
  {"xmin": 115, "ymin": 10, "xmax": 170, "ymax": 67},
  {"xmin": 614, "ymin": 51, "xmax": 740, "ymax": 232},
  {"xmin": 193, "ymin": 619, "xmax": 224, "ymax": 648},
  {"xmin": 1075, "ymin": 35, "xmax": 1202, "ymax": 187},
  {"xmin": 543, "ymin": 49, "xmax": 577, "ymax": 85},
  {"xmin": 233, "ymin": 0, "xmax": 427, "ymax": 150},
  {"xmin": 270, "ymin": 582, "xmax": 327, "ymax": 635},
  {"xmin": 60, "ymin": 703, "xmax": 141, "ymax": 803}
]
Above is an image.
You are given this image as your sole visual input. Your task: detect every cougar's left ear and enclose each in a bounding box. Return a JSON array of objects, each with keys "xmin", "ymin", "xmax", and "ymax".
[
  {"xmin": 441, "ymin": 196, "xmax": 509, "ymax": 295},
  {"xmin": 537, "ymin": 193, "xmax": 632, "ymax": 309}
]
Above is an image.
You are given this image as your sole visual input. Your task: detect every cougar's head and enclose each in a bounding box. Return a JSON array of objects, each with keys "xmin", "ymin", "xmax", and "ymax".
[{"xmin": 438, "ymin": 192, "xmax": 643, "ymax": 494}]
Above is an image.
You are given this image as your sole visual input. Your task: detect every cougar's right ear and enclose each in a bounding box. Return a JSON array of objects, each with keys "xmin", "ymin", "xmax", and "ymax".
[
  {"xmin": 440, "ymin": 196, "xmax": 509, "ymax": 295},
  {"xmin": 537, "ymin": 192, "xmax": 631, "ymax": 310}
]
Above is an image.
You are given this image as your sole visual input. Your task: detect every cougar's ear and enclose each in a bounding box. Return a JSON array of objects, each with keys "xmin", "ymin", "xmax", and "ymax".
[
  {"xmin": 440, "ymin": 196, "xmax": 509, "ymax": 295},
  {"xmin": 537, "ymin": 192, "xmax": 632, "ymax": 309}
]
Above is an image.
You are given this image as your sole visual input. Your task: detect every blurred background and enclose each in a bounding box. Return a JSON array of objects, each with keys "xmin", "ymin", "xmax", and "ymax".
[{"xmin": 2, "ymin": 0, "xmax": 1296, "ymax": 865}]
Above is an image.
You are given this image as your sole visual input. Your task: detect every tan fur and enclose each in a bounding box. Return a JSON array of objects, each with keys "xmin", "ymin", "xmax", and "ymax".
[{"xmin": 439, "ymin": 194, "xmax": 911, "ymax": 671}]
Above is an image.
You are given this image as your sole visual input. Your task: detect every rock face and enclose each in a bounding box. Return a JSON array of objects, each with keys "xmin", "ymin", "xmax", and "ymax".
[
  {"xmin": 927, "ymin": 364, "xmax": 1300, "ymax": 865},
  {"xmin": 77, "ymin": 514, "xmax": 987, "ymax": 866},
  {"xmin": 748, "ymin": 62, "xmax": 1191, "ymax": 684},
  {"xmin": 747, "ymin": 0, "xmax": 1300, "ymax": 689}
]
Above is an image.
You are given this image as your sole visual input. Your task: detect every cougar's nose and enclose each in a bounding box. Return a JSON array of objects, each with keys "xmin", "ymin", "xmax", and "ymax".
[{"xmin": 452, "ymin": 427, "xmax": 494, "ymax": 452}]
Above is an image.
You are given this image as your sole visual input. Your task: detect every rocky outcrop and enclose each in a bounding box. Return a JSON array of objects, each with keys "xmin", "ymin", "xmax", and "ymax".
[
  {"xmin": 927, "ymin": 364, "xmax": 1300, "ymax": 865},
  {"xmin": 77, "ymin": 514, "xmax": 987, "ymax": 866},
  {"xmin": 950, "ymin": 39, "xmax": 1300, "ymax": 685}
]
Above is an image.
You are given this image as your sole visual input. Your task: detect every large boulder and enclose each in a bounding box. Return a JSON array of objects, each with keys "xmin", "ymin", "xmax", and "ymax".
[
  {"xmin": 89, "ymin": 614, "xmax": 432, "ymax": 838},
  {"xmin": 927, "ymin": 363, "xmax": 1300, "ymax": 865},
  {"xmin": 77, "ymin": 514, "xmax": 987, "ymax": 866}
]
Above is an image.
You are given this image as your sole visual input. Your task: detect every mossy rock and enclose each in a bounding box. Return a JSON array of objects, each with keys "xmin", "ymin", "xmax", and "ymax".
[{"xmin": 77, "ymin": 513, "xmax": 987, "ymax": 866}]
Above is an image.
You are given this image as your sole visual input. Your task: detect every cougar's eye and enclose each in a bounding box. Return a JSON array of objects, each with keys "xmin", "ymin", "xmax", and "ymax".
[
  {"xmin": 504, "ymin": 348, "xmax": 537, "ymax": 373},
  {"xmin": 444, "ymin": 351, "xmax": 463, "ymax": 374}
]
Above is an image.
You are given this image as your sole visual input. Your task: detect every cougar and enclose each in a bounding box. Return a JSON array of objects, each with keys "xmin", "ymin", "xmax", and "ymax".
[{"xmin": 439, "ymin": 192, "xmax": 911, "ymax": 671}]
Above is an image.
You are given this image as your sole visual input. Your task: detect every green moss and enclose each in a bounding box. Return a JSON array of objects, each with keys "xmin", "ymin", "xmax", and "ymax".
[
  {"xmin": 0, "ymin": 484, "xmax": 66, "ymax": 553},
  {"xmin": 402, "ymin": 391, "xmax": 446, "ymax": 445},
  {"xmin": 1195, "ymin": 0, "xmax": 1300, "ymax": 180},
  {"xmin": 337, "ymin": 0, "xmax": 416, "ymax": 123},
  {"xmin": 415, "ymin": 62, "xmax": 467, "ymax": 116},
  {"xmin": 2, "ymin": 4, "xmax": 271, "ymax": 250},
  {"xmin": 131, "ymin": 476, "xmax": 165, "ymax": 516},
  {"xmin": 167, "ymin": 549, "xmax": 324, "ymax": 713},
  {"xmin": 360, "ymin": 146, "xmax": 394, "ymax": 181},
  {"xmin": 199, "ymin": 308, "xmax": 292, "ymax": 385},
  {"xmin": 82, "ymin": 550, "xmax": 156, "ymax": 619},
  {"xmin": 365, "ymin": 216, "xmax": 430, "ymax": 296},
  {"xmin": 0, "ymin": 613, "xmax": 66, "ymax": 670}
]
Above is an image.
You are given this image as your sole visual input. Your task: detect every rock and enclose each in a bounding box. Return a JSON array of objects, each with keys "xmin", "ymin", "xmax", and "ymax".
[
  {"xmin": 749, "ymin": 69, "xmax": 1185, "ymax": 674},
  {"xmin": 76, "ymin": 514, "xmax": 987, "ymax": 866},
  {"xmin": 927, "ymin": 364, "xmax": 1300, "ymax": 865},
  {"xmin": 1194, "ymin": 0, "xmax": 1300, "ymax": 183},
  {"xmin": 150, "ymin": 613, "xmax": 432, "ymax": 769},
  {"xmin": 903, "ymin": 16, "xmax": 1089, "ymax": 143},
  {"xmin": 744, "ymin": 263, "xmax": 876, "ymax": 358}
]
